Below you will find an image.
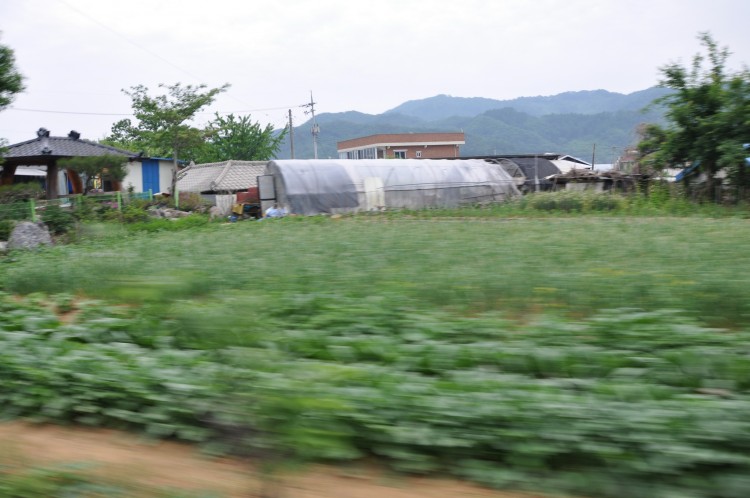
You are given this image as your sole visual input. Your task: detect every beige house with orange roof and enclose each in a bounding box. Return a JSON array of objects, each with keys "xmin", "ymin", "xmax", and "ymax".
[{"xmin": 337, "ymin": 132, "xmax": 465, "ymax": 160}]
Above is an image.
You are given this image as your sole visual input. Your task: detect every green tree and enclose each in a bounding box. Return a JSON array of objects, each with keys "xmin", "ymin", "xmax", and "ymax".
[
  {"xmin": 101, "ymin": 118, "xmax": 144, "ymax": 153},
  {"xmin": 58, "ymin": 154, "xmax": 128, "ymax": 194},
  {"xmin": 0, "ymin": 34, "xmax": 24, "ymax": 111},
  {"xmin": 105, "ymin": 83, "xmax": 229, "ymax": 190},
  {"xmin": 0, "ymin": 34, "xmax": 25, "ymax": 180},
  {"xmin": 638, "ymin": 33, "xmax": 750, "ymax": 201},
  {"xmin": 195, "ymin": 113, "xmax": 287, "ymax": 163}
]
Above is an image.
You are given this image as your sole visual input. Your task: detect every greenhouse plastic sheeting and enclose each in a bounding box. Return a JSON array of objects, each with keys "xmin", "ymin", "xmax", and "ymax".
[{"xmin": 265, "ymin": 159, "xmax": 520, "ymax": 215}]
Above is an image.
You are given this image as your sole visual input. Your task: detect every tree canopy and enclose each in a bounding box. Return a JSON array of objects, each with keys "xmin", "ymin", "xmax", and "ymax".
[
  {"xmin": 104, "ymin": 83, "xmax": 286, "ymax": 167},
  {"xmin": 195, "ymin": 113, "xmax": 286, "ymax": 163},
  {"xmin": 105, "ymin": 83, "xmax": 230, "ymax": 161},
  {"xmin": 0, "ymin": 34, "xmax": 25, "ymax": 156},
  {"xmin": 638, "ymin": 33, "xmax": 750, "ymax": 200},
  {"xmin": 0, "ymin": 34, "xmax": 24, "ymax": 111}
]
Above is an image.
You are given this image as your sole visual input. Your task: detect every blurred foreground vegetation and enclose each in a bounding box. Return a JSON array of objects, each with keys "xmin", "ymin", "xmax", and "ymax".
[{"xmin": 1, "ymin": 196, "xmax": 750, "ymax": 497}]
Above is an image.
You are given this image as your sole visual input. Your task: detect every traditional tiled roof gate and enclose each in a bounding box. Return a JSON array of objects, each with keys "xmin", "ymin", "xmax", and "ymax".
[{"xmin": 176, "ymin": 160, "xmax": 268, "ymax": 193}]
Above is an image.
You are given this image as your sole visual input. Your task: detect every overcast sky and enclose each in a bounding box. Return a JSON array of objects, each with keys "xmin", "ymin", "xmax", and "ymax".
[{"xmin": 1, "ymin": 0, "xmax": 748, "ymax": 146}]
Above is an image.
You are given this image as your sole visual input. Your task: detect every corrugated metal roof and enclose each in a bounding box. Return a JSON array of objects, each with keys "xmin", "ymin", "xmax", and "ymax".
[
  {"xmin": 176, "ymin": 160, "xmax": 268, "ymax": 193},
  {"xmin": 505, "ymin": 157, "xmax": 561, "ymax": 179}
]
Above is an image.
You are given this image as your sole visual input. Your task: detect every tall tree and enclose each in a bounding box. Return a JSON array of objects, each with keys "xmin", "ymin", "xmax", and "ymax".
[
  {"xmin": 195, "ymin": 113, "xmax": 287, "ymax": 163},
  {"xmin": 638, "ymin": 33, "xmax": 750, "ymax": 200},
  {"xmin": 106, "ymin": 83, "xmax": 229, "ymax": 191},
  {"xmin": 0, "ymin": 34, "xmax": 24, "ymax": 111},
  {"xmin": 0, "ymin": 34, "xmax": 26, "ymax": 185}
]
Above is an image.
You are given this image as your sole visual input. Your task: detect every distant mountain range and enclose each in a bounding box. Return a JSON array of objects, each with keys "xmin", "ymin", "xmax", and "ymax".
[{"xmin": 273, "ymin": 87, "xmax": 671, "ymax": 163}]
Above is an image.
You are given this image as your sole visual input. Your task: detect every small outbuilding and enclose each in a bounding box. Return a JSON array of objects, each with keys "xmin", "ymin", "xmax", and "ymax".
[
  {"xmin": 176, "ymin": 160, "xmax": 268, "ymax": 215},
  {"xmin": 260, "ymin": 159, "xmax": 520, "ymax": 215},
  {"xmin": 176, "ymin": 160, "xmax": 267, "ymax": 194},
  {"xmin": 1, "ymin": 128, "xmax": 174, "ymax": 198}
]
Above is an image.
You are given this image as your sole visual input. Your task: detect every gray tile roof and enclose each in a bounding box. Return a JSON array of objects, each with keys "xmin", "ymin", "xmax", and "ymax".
[
  {"xmin": 176, "ymin": 160, "xmax": 268, "ymax": 193},
  {"xmin": 4, "ymin": 134, "xmax": 137, "ymax": 160}
]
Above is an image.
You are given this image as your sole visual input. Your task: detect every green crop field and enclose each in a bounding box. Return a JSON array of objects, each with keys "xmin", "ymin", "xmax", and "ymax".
[
  {"xmin": 3, "ymin": 216, "xmax": 750, "ymax": 326},
  {"xmin": 2, "ymin": 214, "xmax": 750, "ymax": 497}
]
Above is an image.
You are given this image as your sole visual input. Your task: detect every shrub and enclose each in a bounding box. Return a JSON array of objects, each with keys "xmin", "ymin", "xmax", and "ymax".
[
  {"xmin": 525, "ymin": 191, "xmax": 627, "ymax": 214},
  {"xmin": 120, "ymin": 204, "xmax": 151, "ymax": 223},
  {"xmin": 71, "ymin": 196, "xmax": 116, "ymax": 222},
  {"xmin": 125, "ymin": 213, "xmax": 209, "ymax": 233},
  {"xmin": 0, "ymin": 183, "xmax": 44, "ymax": 204},
  {"xmin": 586, "ymin": 192, "xmax": 624, "ymax": 211},
  {"xmin": 556, "ymin": 193, "xmax": 584, "ymax": 212},
  {"xmin": 0, "ymin": 184, "xmax": 40, "ymax": 222},
  {"xmin": 40, "ymin": 205, "xmax": 75, "ymax": 235},
  {"xmin": 177, "ymin": 192, "xmax": 209, "ymax": 212},
  {"xmin": 0, "ymin": 219, "xmax": 14, "ymax": 240},
  {"xmin": 527, "ymin": 191, "xmax": 585, "ymax": 212},
  {"xmin": 0, "ymin": 201, "xmax": 31, "ymax": 221},
  {"xmin": 527, "ymin": 194, "xmax": 558, "ymax": 211}
]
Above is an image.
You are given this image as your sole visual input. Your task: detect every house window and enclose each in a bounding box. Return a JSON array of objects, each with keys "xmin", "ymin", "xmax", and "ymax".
[
  {"xmin": 394, "ymin": 150, "xmax": 406, "ymax": 159},
  {"xmin": 416, "ymin": 150, "xmax": 422, "ymax": 158}
]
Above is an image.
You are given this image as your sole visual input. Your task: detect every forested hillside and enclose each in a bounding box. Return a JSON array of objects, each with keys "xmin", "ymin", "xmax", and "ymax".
[{"xmin": 274, "ymin": 88, "xmax": 668, "ymax": 161}]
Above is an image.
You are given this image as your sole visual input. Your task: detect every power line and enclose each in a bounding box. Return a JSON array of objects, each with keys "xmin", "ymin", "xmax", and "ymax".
[
  {"xmin": 7, "ymin": 103, "xmax": 309, "ymax": 117},
  {"xmin": 8, "ymin": 107, "xmax": 132, "ymax": 116},
  {"xmin": 55, "ymin": 0, "xmax": 254, "ymax": 109},
  {"xmin": 56, "ymin": 0, "xmax": 207, "ymax": 85}
]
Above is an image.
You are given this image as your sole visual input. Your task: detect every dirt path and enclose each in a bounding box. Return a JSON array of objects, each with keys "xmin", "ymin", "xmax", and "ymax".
[{"xmin": 0, "ymin": 421, "xmax": 552, "ymax": 498}]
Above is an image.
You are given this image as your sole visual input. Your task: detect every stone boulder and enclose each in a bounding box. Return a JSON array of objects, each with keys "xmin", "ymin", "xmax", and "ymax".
[
  {"xmin": 149, "ymin": 207, "xmax": 192, "ymax": 219},
  {"xmin": 208, "ymin": 205, "xmax": 222, "ymax": 220},
  {"xmin": 8, "ymin": 221, "xmax": 53, "ymax": 250}
]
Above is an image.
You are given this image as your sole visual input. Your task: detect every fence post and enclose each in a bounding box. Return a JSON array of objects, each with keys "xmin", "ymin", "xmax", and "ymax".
[
  {"xmin": 174, "ymin": 185, "xmax": 179, "ymax": 209},
  {"xmin": 149, "ymin": 189, "xmax": 153, "ymax": 201},
  {"xmin": 29, "ymin": 198, "xmax": 36, "ymax": 222},
  {"xmin": 116, "ymin": 191, "xmax": 123, "ymax": 211}
]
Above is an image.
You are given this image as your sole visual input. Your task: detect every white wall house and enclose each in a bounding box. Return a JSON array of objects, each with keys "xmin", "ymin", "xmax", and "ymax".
[{"xmin": 121, "ymin": 158, "xmax": 176, "ymax": 194}]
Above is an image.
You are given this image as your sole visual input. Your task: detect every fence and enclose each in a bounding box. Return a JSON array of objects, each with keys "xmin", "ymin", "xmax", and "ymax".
[{"xmin": 0, "ymin": 190, "xmax": 153, "ymax": 222}]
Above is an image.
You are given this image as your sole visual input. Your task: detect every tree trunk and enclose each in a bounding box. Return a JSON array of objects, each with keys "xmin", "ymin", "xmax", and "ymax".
[
  {"xmin": 46, "ymin": 161, "xmax": 59, "ymax": 199},
  {"xmin": 701, "ymin": 161, "xmax": 719, "ymax": 203},
  {"xmin": 171, "ymin": 148, "xmax": 179, "ymax": 196}
]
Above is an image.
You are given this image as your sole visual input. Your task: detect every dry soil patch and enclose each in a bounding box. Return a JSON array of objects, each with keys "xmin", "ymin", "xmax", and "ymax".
[{"xmin": 0, "ymin": 421, "xmax": 554, "ymax": 498}]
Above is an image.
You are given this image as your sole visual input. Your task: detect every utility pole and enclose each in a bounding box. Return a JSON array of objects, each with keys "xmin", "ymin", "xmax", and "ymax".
[
  {"xmin": 303, "ymin": 91, "xmax": 320, "ymax": 159},
  {"xmin": 591, "ymin": 143, "xmax": 596, "ymax": 170},
  {"xmin": 288, "ymin": 109, "xmax": 295, "ymax": 159}
]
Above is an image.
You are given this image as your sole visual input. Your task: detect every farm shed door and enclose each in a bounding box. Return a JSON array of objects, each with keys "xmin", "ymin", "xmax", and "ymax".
[
  {"xmin": 142, "ymin": 160, "xmax": 160, "ymax": 194},
  {"xmin": 258, "ymin": 175, "xmax": 276, "ymax": 200},
  {"xmin": 363, "ymin": 177, "xmax": 385, "ymax": 211}
]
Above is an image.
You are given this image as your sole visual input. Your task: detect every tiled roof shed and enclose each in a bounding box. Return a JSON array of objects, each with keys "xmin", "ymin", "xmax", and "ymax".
[{"xmin": 176, "ymin": 160, "xmax": 268, "ymax": 193}]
